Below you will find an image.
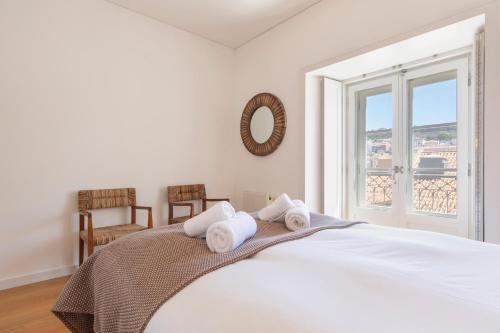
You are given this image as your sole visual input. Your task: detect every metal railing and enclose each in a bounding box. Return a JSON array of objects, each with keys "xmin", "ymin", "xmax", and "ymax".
[
  {"xmin": 365, "ymin": 170, "xmax": 392, "ymax": 206},
  {"xmin": 365, "ymin": 169, "xmax": 457, "ymax": 214},
  {"xmin": 412, "ymin": 168, "xmax": 456, "ymax": 215}
]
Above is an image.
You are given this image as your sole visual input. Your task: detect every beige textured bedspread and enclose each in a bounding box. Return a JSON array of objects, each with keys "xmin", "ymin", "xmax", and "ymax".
[{"xmin": 53, "ymin": 214, "xmax": 362, "ymax": 333}]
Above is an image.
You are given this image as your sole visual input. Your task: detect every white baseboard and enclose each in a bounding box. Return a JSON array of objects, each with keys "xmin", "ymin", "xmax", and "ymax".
[{"xmin": 0, "ymin": 265, "xmax": 77, "ymax": 291}]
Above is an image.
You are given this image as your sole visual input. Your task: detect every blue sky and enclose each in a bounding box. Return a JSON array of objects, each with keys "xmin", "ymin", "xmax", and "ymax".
[{"xmin": 366, "ymin": 79, "xmax": 457, "ymax": 130}]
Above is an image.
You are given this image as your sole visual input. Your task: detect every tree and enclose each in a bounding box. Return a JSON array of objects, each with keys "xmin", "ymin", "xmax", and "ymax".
[{"xmin": 437, "ymin": 132, "xmax": 452, "ymax": 142}]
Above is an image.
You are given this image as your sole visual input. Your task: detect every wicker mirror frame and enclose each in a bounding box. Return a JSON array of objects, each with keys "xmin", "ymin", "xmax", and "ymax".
[{"xmin": 240, "ymin": 93, "xmax": 286, "ymax": 156}]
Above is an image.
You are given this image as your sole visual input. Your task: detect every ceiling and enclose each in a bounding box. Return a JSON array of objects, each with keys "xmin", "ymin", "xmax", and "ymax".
[{"xmin": 106, "ymin": 0, "xmax": 322, "ymax": 49}]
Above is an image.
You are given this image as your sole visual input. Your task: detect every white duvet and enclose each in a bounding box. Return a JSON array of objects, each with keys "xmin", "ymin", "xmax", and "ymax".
[{"xmin": 146, "ymin": 224, "xmax": 500, "ymax": 333}]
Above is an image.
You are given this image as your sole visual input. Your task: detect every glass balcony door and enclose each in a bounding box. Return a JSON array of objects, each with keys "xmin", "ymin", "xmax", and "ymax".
[
  {"xmin": 346, "ymin": 75, "xmax": 402, "ymax": 227},
  {"xmin": 400, "ymin": 57, "xmax": 470, "ymax": 237},
  {"xmin": 346, "ymin": 57, "xmax": 470, "ymax": 237}
]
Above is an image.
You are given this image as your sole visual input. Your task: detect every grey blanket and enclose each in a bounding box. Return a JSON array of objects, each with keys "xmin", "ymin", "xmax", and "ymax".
[{"xmin": 53, "ymin": 213, "xmax": 363, "ymax": 333}]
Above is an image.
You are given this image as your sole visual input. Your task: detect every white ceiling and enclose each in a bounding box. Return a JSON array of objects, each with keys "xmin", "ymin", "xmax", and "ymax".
[{"xmin": 106, "ymin": 0, "xmax": 322, "ymax": 48}]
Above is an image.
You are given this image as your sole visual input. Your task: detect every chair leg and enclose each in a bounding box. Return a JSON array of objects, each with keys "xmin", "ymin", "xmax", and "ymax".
[
  {"xmin": 79, "ymin": 238, "xmax": 84, "ymax": 266},
  {"xmin": 88, "ymin": 241, "xmax": 94, "ymax": 258},
  {"xmin": 148, "ymin": 208, "xmax": 153, "ymax": 229}
]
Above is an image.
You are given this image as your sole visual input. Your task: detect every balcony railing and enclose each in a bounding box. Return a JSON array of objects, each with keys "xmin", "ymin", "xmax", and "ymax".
[
  {"xmin": 365, "ymin": 168, "xmax": 457, "ymax": 214},
  {"xmin": 365, "ymin": 169, "xmax": 392, "ymax": 206},
  {"xmin": 412, "ymin": 168, "xmax": 456, "ymax": 215}
]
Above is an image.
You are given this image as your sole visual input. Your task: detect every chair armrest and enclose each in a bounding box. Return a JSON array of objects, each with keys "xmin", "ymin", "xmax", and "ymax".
[
  {"xmin": 171, "ymin": 203, "xmax": 194, "ymax": 207},
  {"xmin": 131, "ymin": 206, "xmax": 154, "ymax": 229},
  {"xmin": 79, "ymin": 211, "xmax": 94, "ymax": 254},
  {"xmin": 170, "ymin": 202, "xmax": 194, "ymax": 218},
  {"xmin": 205, "ymin": 198, "xmax": 230, "ymax": 202},
  {"xmin": 79, "ymin": 211, "xmax": 94, "ymax": 239},
  {"xmin": 132, "ymin": 205, "xmax": 152, "ymax": 211},
  {"xmin": 79, "ymin": 211, "xmax": 92, "ymax": 217}
]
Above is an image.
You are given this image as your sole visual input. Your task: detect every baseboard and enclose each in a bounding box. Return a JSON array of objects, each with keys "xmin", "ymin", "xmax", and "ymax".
[{"xmin": 0, "ymin": 265, "xmax": 77, "ymax": 291}]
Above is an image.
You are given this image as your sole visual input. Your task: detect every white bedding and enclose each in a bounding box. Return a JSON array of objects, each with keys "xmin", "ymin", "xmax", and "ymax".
[{"xmin": 146, "ymin": 224, "xmax": 500, "ymax": 333}]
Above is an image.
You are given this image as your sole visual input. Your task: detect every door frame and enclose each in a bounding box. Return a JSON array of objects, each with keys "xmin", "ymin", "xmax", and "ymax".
[
  {"xmin": 346, "ymin": 74, "xmax": 401, "ymax": 227},
  {"xmin": 344, "ymin": 55, "xmax": 472, "ymax": 237},
  {"xmin": 400, "ymin": 56, "xmax": 470, "ymax": 237}
]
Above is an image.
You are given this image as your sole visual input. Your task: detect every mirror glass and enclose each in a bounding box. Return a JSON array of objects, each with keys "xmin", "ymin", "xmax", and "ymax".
[{"xmin": 250, "ymin": 106, "xmax": 274, "ymax": 143}]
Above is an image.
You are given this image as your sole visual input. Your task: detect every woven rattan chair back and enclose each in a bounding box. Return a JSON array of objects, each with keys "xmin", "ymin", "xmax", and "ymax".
[
  {"xmin": 78, "ymin": 188, "xmax": 136, "ymax": 212},
  {"xmin": 167, "ymin": 184, "xmax": 206, "ymax": 203}
]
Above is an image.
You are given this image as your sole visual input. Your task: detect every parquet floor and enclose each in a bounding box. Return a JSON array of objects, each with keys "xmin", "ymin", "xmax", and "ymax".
[{"xmin": 0, "ymin": 276, "xmax": 70, "ymax": 333}]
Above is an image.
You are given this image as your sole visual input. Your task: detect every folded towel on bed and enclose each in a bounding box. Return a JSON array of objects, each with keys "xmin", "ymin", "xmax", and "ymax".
[
  {"xmin": 285, "ymin": 200, "xmax": 310, "ymax": 231},
  {"xmin": 257, "ymin": 193, "xmax": 295, "ymax": 222},
  {"xmin": 206, "ymin": 211, "xmax": 257, "ymax": 253},
  {"xmin": 184, "ymin": 201, "xmax": 236, "ymax": 237},
  {"xmin": 249, "ymin": 211, "xmax": 259, "ymax": 219}
]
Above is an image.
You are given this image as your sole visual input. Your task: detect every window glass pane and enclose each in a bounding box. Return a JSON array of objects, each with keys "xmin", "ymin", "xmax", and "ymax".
[
  {"xmin": 409, "ymin": 71, "xmax": 457, "ymax": 215},
  {"xmin": 357, "ymin": 85, "xmax": 393, "ymax": 207}
]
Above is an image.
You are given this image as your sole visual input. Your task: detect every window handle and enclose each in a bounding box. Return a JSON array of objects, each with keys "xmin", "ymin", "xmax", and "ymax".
[
  {"xmin": 393, "ymin": 166, "xmax": 405, "ymax": 174},
  {"xmin": 392, "ymin": 166, "xmax": 404, "ymax": 184},
  {"xmin": 392, "ymin": 166, "xmax": 399, "ymax": 184}
]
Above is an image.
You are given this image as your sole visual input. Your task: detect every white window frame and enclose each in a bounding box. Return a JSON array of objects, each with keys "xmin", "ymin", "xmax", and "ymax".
[
  {"xmin": 323, "ymin": 52, "xmax": 475, "ymax": 238},
  {"xmin": 400, "ymin": 57, "xmax": 470, "ymax": 237},
  {"xmin": 345, "ymin": 75, "xmax": 401, "ymax": 228}
]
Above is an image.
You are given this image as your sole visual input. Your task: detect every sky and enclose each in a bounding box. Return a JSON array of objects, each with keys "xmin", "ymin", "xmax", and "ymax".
[{"xmin": 366, "ymin": 79, "xmax": 457, "ymax": 131}]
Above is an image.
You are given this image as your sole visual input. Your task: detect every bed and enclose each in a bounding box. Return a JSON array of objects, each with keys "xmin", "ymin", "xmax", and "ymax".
[{"xmin": 54, "ymin": 215, "xmax": 500, "ymax": 333}]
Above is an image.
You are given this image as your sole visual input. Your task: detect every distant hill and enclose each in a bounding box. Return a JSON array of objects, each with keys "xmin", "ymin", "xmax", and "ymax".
[{"xmin": 367, "ymin": 122, "xmax": 457, "ymax": 141}]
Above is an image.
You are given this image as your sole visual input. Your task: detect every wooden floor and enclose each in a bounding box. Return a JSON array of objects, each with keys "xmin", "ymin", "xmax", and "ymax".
[{"xmin": 0, "ymin": 276, "xmax": 70, "ymax": 333}]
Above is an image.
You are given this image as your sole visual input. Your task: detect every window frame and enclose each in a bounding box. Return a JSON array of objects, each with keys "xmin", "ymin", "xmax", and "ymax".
[{"xmin": 339, "ymin": 55, "xmax": 473, "ymax": 237}]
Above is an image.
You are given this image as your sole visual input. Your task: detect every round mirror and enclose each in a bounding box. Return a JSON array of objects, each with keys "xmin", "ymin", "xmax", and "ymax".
[
  {"xmin": 240, "ymin": 93, "xmax": 286, "ymax": 156},
  {"xmin": 250, "ymin": 106, "xmax": 274, "ymax": 143}
]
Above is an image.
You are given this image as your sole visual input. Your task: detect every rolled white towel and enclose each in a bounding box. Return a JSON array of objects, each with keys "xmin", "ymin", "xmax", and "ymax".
[
  {"xmin": 285, "ymin": 200, "xmax": 310, "ymax": 231},
  {"xmin": 206, "ymin": 211, "xmax": 257, "ymax": 253},
  {"xmin": 257, "ymin": 193, "xmax": 295, "ymax": 222},
  {"xmin": 183, "ymin": 201, "xmax": 236, "ymax": 238}
]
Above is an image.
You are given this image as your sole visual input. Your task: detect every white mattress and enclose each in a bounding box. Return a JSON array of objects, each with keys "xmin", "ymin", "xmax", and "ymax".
[{"xmin": 146, "ymin": 224, "xmax": 500, "ymax": 333}]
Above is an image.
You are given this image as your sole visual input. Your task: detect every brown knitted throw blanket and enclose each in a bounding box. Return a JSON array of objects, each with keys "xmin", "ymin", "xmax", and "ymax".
[{"xmin": 53, "ymin": 214, "xmax": 363, "ymax": 333}]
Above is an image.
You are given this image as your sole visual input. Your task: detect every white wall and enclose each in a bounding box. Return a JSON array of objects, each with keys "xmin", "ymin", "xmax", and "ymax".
[
  {"xmin": 233, "ymin": 0, "xmax": 500, "ymax": 243},
  {"xmin": 0, "ymin": 0, "xmax": 235, "ymax": 287},
  {"xmin": 2, "ymin": 0, "xmax": 500, "ymax": 289}
]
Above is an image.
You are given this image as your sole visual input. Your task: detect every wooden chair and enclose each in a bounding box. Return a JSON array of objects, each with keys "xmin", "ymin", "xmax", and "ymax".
[
  {"xmin": 167, "ymin": 184, "xmax": 229, "ymax": 225},
  {"xmin": 78, "ymin": 188, "xmax": 153, "ymax": 265}
]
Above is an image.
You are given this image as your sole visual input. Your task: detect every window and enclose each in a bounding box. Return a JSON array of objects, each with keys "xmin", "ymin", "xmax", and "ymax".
[
  {"xmin": 345, "ymin": 57, "xmax": 470, "ymax": 237},
  {"xmin": 409, "ymin": 71, "xmax": 458, "ymax": 215},
  {"xmin": 356, "ymin": 86, "xmax": 393, "ymax": 208}
]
